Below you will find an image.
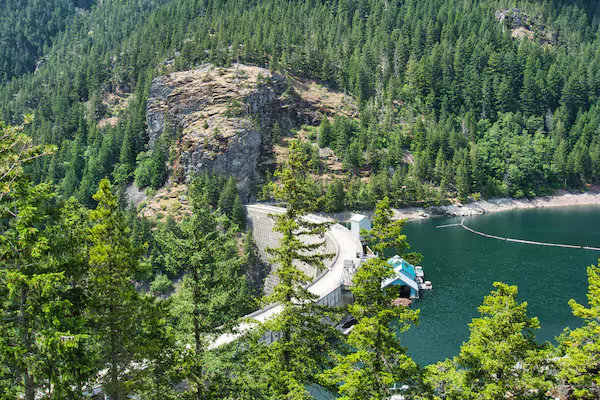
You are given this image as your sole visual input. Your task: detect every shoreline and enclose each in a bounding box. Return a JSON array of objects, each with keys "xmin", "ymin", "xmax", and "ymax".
[{"xmin": 392, "ymin": 190, "xmax": 600, "ymax": 221}]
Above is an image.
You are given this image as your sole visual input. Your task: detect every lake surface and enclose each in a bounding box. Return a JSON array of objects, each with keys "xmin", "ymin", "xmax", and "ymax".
[{"xmin": 400, "ymin": 205, "xmax": 600, "ymax": 366}]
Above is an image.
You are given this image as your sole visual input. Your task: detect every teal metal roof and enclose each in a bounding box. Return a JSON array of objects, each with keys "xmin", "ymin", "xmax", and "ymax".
[
  {"xmin": 382, "ymin": 255, "xmax": 419, "ymax": 294},
  {"xmin": 387, "ymin": 256, "xmax": 416, "ymax": 279}
]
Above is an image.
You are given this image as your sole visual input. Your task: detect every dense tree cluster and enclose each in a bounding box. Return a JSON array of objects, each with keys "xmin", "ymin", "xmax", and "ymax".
[
  {"xmin": 0, "ymin": 123, "xmax": 256, "ymax": 398},
  {"xmin": 0, "ymin": 0, "xmax": 94, "ymax": 82},
  {"xmin": 4, "ymin": 0, "xmax": 600, "ymax": 397},
  {"xmin": 2, "ymin": 0, "xmax": 600, "ymax": 209},
  {"xmin": 1, "ymin": 126, "xmax": 600, "ymax": 399}
]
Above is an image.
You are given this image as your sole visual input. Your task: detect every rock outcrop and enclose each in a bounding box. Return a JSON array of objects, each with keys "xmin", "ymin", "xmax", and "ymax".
[
  {"xmin": 147, "ymin": 65, "xmax": 275, "ymax": 189},
  {"xmin": 495, "ymin": 8, "xmax": 557, "ymax": 45},
  {"xmin": 146, "ymin": 63, "xmax": 356, "ymax": 194}
]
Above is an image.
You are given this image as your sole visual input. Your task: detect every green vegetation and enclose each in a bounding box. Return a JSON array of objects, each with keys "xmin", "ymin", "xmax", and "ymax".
[
  {"xmin": 320, "ymin": 198, "xmax": 420, "ymax": 399},
  {"xmin": 134, "ymin": 137, "xmax": 169, "ymax": 190},
  {"xmin": 88, "ymin": 179, "xmax": 147, "ymax": 398},
  {"xmin": 249, "ymin": 141, "xmax": 338, "ymax": 398},
  {"xmin": 2, "ymin": 0, "xmax": 600, "ymax": 209},
  {"xmin": 154, "ymin": 189, "xmax": 250, "ymax": 398},
  {"xmin": 0, "ymin": 0, "xmax": 94, "ymax": 82},
  {"xmin": 423, "ymin": 283, "xmax": 554, "ymax": 399},
  {"xmin": 2, "ymin": 122, "xmax": 600, "ymax": 398},
  {"xmin": 5, "ymin": 0, "xmax": 600, "ymax": 397},
  {"xmin": 557, "ymin": 264, "xmax": 600, "ymax": 398}
]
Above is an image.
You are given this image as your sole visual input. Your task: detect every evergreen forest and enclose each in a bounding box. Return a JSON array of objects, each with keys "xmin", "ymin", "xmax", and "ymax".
[{"xmin": 2, "ymin": 0, "xmax": 600, "ymax": 398}]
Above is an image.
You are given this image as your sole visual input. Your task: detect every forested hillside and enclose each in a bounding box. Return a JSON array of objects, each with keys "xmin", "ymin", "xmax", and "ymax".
[
  {"xmin": 0, "ymin": 0, "xmax": 94, "ymax": 82},
  {"xmin": 3, "ymin": 0, "xmax": 600, "ymax": 209},
  {"xmin": 3, "ymin": 119, "xmax": 600, "ymax": 398},
  {"xmin": 3, "ymin": 1, "xmax": 600, "ymax": 397}
]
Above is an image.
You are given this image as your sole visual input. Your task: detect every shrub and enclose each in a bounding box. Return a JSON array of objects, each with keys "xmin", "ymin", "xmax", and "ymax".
[{"xmin": 150, "ymin": 274, "xmax": 173, "ymax": 294}]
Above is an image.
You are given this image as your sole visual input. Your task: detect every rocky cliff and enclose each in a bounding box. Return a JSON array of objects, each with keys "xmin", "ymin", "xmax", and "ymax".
[{"xmin": 146, "ymin": 64, "xmax": 354, "ymax": 196}]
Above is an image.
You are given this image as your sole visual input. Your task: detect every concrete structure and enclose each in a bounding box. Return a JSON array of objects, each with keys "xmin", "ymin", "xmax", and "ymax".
[
  {"xmin": 210, "ymin": 206, "xmax": 431, "ymax": 349},
  {"xmin": 350, "ymin": 213, "xmax": 371, "ymax": 237},
  {"xmin": 210, "ymin": 204, "xmax": 363, "ymax": 348},
  {"xmin": 247, "ymin": 205, "xmax": 337, "ymax": 294}
]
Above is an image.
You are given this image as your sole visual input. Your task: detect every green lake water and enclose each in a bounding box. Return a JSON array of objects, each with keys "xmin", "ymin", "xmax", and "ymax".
[{"xmin": 400, "ymin": 204, "xmax": 600, "ymax": 366}]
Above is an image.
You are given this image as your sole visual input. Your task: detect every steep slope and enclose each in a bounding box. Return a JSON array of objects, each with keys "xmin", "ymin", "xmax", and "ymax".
[
  {"xmin": 0, "ymin": 0, "xmax": 94, "ymax": 81},
  {"xmin": 3, "ymin": 0, "xmax": 600, "ymax": 209},
  {"xmin": 144, "ymin": 64, "xmax": 355, "ymax": 196}
]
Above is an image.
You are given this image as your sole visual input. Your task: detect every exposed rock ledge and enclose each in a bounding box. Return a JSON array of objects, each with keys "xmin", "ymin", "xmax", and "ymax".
[
  {"xmin": 147, "ymin": 64, "xmax": 280, "ymax": 190},
  {"xmin": 146, "ymin": 63, "xmax": 356, "ymax": 195}
]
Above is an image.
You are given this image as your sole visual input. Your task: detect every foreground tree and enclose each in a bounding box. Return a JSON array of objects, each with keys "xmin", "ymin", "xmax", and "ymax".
[
  {"xmin": 320, "ymin": 256, "xmax": 419, "ymax": 399},
  {"xmin": 362, "ymin": 196, "xmax": 421, "ymax": 264},
  {"xmin": 155, "ymin": 187, "xmax": 251, "ymax": 399},
  {"xmin": 320, "ymin": 197, "xmax": 420, "ymax": 399},
  {"xmin": 134, "ymin": 296, "xmax": 182, "ymax": 400},
  {"xmin": 423, "ymin": 282, "xmax": 553, "ymax": 399},
  {"xmin": 0, "ymin": 122, "xmax": 87, "ymax": 399},
  {"xmin": 87, "ymin": 179, "xmax": 146, "ymax": 399},
  {"xmin": 0, "ymin": 183, "xmax": 91, "ymax": 399},
  {"xmin": 248, "ymin": 140, "xmax": 338, "ymax": 398},
  {"xmin": 557, "ymin": 263, "xmax": 600, "ymax": 399}
]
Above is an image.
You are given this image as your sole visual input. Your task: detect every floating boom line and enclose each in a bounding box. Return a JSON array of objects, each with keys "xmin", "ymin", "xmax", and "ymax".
[
  {"xmin": 457, "ymin": 218, "xmax": 600, "ymax": 251},
  {"xmin": 436, "ymin": 223, "xmax": 462, "ymax": 228}
]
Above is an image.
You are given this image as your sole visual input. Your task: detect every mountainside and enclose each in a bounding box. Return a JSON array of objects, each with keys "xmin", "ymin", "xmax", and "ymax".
[
  {"xmin": 136, "ymin": 63, "xmax": 356, "ymax": 218},
  {"xmin": 3, "ymin": 0, "xmax": 600, "ymax": 209},
  {"xmin": 146, "ymin": 64, "xmax": 353, "ymax": 185},
  {"xmin": 0, "ymin": 0, "xmax": 94, "ymax": 82}
]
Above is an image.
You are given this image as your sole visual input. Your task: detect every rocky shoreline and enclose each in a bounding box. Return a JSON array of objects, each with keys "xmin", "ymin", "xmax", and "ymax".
[{"xmin": 393, "ymin": 191, "xmax": 600, "ymax": 221}]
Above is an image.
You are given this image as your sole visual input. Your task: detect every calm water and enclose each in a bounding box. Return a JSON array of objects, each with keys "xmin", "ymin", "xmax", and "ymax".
[{"xmin": 401, "ymin": 205, "xmax": 600, "ymax": 366}]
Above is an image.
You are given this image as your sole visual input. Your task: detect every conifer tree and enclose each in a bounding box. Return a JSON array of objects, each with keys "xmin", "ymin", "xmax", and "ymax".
[
  {"xmin": 0, "ymin": 121, "xmax": 81, "ymax": 399},
  {"xmin": 362, "ymin": 196, "xmax": 420, "ymax": 264},
  {"xmin": 154, "ymin": 187, "xmax": 250, "ymax": 399},
  {"xmin": 135, "ymin": 296, "xmax": 181, "ymax": 400},
  {"xmin": 271, "ymin": 121, "xmax": 282, "ymax": 144},
  {"xmin": 0, "ymin": 118, "xmax": 54, "ymax": 200},
  {"xmin": 218, "ymin": 176, "xmax": 246, "ymax": 228},
  {"xmin": 318, "ymin": 116, "xmax": 333, "ymax": 148},
  {"xmin": 0, "ymin": 183, "xmax": 90, "ymax": 399},
  {"xmin": 456, "ymin": 157, "xmax": 472, "ymax": 202},
  {"xmin": 320, "ymin": 197, "xmax": 420, "ymax": 399},
  {"xmin": 231, "ymin": 194, "xmax": 246, "ymax": 229},
  {"xmin": 324, "ymin": 178, "xmax": 346, "ymax": 213},
  {"xmin": 434, "ymin": 148, "xmax": 447, "ymax": 182},
  {"xmin": 242, "ymin": 230, "xmax": 266, "ymax": 295},
  {"xmin": 61, "ymin": 116, "xmax": 86, "ymax": 197},
  {"xmin": 250, "ymin": 140, "xmax": 338, "ymax": 399},
  {"xmin": 423, "ymin": 282, "xmax": 553, "ymax": 399},
  {"xmin": 42, "ymin": 197, "xmax": 98, "ymax": 396},
  {"xmin": 557, "ymin": 263, "xmax": 600, "ymax": 398},
  {"xmin": 87, "ymin": 179, "xmax": 146, "ymax": 400}
]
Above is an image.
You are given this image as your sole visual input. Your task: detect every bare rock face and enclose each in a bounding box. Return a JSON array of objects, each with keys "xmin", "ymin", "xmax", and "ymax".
[
  {"xmin": 495, "ymin": 8, "xmax": 557, "ymax": 45},
  {"xmin": 147, "ymin": 64, "xmax": 285, "ymax": 188},
  {"xmin": 146, "ymin": 63, "xmax": 357, "ymax": 194}
]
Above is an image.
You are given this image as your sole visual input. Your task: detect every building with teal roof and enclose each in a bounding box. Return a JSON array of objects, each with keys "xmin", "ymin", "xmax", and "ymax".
[{"xmin": 383, "ymin": 255, "xmax": 425, "ymax": 299}]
